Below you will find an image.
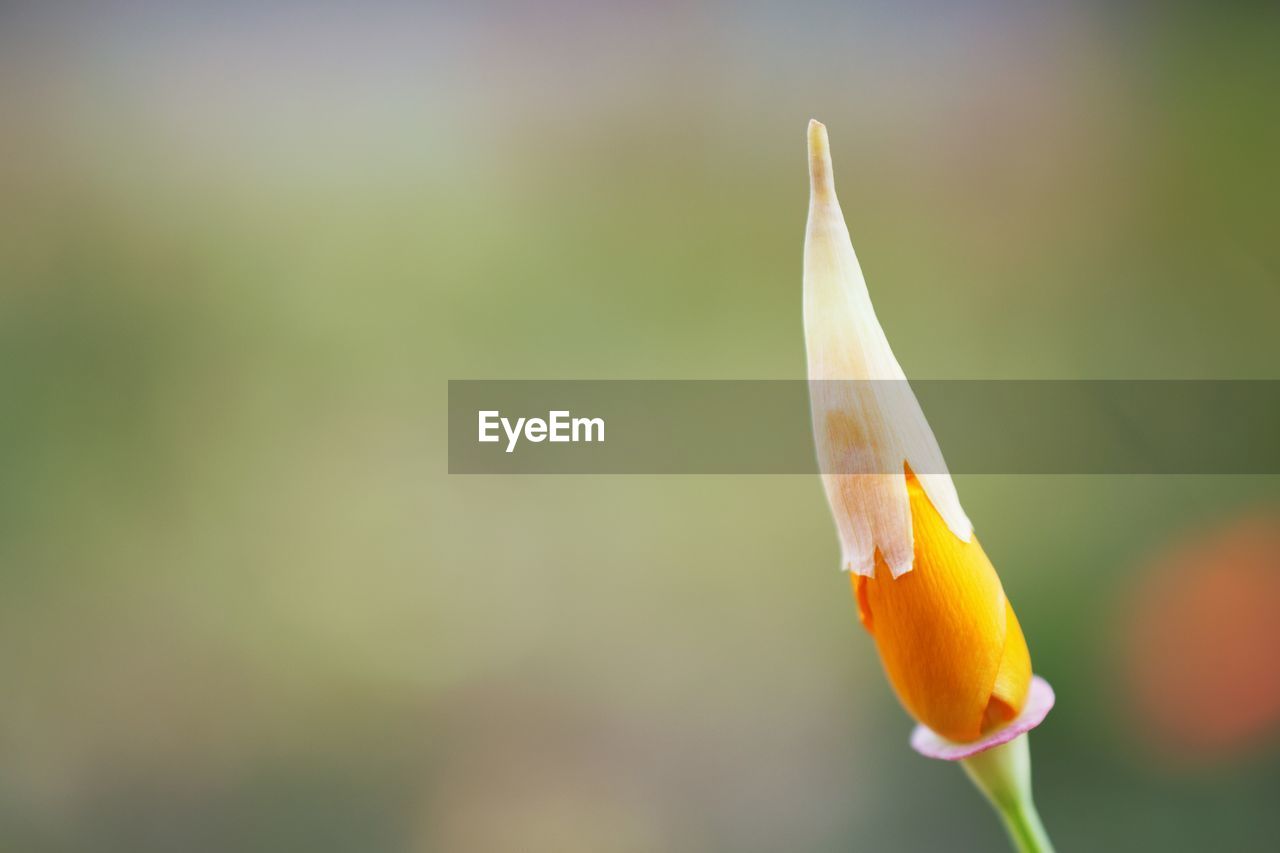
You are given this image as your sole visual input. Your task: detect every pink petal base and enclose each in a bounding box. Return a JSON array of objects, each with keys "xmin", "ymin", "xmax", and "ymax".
[{"xmin": 910, "ymin": 675, "xmax": 1055, "ymax": 761}]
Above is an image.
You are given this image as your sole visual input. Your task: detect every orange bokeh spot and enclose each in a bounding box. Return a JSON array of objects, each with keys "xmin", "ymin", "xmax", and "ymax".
[{"xmin": 1124, "ymin": 513, "xmax": 1280, "ymax": 760}]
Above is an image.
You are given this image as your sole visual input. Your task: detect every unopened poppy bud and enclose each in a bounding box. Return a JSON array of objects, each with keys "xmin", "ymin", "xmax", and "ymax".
[{"xmin": 803, "ymin": 119, "xmax": 1052, "ymax": 746}]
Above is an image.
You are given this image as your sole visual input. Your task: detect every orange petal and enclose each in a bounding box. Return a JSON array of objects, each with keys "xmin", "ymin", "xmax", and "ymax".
[
  {"xmin": 853, "ymin": 475, "xmax": 1032, "ymax": 742},
  {"xmin": 984, "ymin": 600, "xmax": 1032, "ymax": 733}
]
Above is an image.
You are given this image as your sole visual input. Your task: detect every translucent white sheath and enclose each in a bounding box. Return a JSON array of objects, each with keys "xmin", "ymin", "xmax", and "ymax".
[{"xmin": 804, "ymin": 120, "xmax": 972, "ymax": 577}]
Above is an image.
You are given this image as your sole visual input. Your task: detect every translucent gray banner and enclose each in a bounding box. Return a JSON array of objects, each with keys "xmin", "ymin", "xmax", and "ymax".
[{"xmin": 447, "ymin": 380, "xmax": 1280, "ymax": 474}]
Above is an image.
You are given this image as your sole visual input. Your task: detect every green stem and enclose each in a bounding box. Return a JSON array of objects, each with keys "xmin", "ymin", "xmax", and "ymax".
[
  {"xmin": 990, "ymin": 796, "xmax": 1054, "ymax": 853},
  {"xmin": 959, "ymin": 734, "xmax": 1055, "ymax": 853}
]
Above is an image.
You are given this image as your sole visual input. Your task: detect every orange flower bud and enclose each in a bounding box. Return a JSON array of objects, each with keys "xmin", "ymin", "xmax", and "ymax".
[{"xmin": 853, "ymin": 473, "xmax": 1032, "ymax": 742}]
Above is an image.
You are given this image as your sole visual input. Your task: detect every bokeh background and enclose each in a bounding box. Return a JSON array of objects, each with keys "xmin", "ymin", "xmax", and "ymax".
[{"xmin": 2, "ymin": 1, "xmax": 1279, "ymax": 850}]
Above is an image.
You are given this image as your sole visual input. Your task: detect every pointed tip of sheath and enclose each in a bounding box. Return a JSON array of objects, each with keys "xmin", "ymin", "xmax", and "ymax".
[{"xmin": 807, "ymin": 119, "xmax": 836, "ymax": 204}]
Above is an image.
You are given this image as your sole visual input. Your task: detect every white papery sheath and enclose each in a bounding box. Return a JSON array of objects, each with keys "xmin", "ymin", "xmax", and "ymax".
[{"xmin": 804, "ymin": 120, "xmax": 972, "ymax": 577}]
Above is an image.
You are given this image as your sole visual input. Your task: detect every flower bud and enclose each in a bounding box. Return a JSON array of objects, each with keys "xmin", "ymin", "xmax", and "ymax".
[{"xmin": 804, "ymin": 120, "xmax": 1042, "ymax": 744}]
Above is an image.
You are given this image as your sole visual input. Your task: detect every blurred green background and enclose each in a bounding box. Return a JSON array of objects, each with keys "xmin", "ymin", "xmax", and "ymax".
[{"xmin": 2, "ymin": 2, "xmax": 1279, "ymax": 851}]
